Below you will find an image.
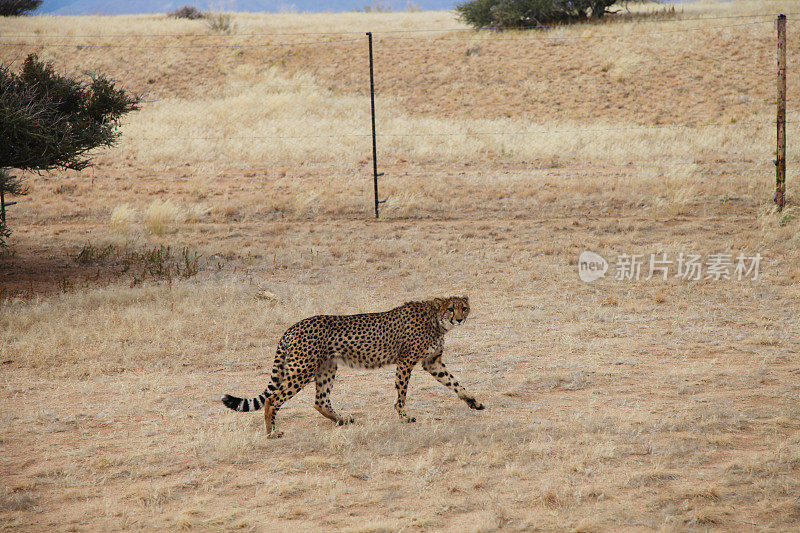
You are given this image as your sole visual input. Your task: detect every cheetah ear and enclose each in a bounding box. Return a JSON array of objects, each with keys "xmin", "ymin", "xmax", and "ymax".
[
  {"xmin": 434, "ymin": 298, "xmax": 449, "ymax": 312},
  {"xmin": 462, "ymin": 296, "xmax": 469, "ymax": 303}
]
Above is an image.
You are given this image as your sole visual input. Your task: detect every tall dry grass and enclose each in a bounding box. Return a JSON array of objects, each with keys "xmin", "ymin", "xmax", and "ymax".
[
  {"xmin": 144, "ymin": 199, "xmax": 184, "ymax": 235},
  {"xmin": 110, "ymin": 64, "xmax": 787, "ymax": 170},
  {"xmin": 108, "ymin": 204, "xmax": 137, "ymax": 235}
]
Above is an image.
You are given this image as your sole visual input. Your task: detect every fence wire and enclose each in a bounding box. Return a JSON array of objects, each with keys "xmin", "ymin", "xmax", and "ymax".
[
  {"xmin": 0, "ymin": 37, "xmax": 363, "ymax": 49},
  {"xmin": 127, "ymin": 120, "xmax": 780, "ymax": 142}
]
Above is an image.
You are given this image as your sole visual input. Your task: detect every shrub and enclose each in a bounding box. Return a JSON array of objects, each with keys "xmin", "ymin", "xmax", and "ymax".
[
  {"xmin": 455, "ymin": 0, "xmax": 619, "ymax": 29},
  {"xmin": 205, "ymin": 11, "xmax": 235, "ymax": 34},
  {"xmin": 0, "ymin": 0, "xmax": 42, "ymax": 17},
  {"xmin": 167, "ymin": 6, "xmax": 205, "ymax": 20},
  {"xmin": 0, "ymin": 54, "xmax": 138, "ymax": 247}
]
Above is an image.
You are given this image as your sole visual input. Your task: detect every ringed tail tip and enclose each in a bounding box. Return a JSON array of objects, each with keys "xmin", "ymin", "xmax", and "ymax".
[{"xmin": 221, "ymin": 394, "xmax": 241, "ymax": 411}]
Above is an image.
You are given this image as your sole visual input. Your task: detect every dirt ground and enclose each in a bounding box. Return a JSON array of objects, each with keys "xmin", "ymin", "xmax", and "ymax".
[{"xmin": 2, "ymin": 3, "xmax": 800, "ymax": 531}]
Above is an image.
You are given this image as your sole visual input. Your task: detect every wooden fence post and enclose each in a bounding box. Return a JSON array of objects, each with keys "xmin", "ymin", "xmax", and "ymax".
[{"xmin": 776, "ymin": 14, "xmax": 787, "ymax": 211}]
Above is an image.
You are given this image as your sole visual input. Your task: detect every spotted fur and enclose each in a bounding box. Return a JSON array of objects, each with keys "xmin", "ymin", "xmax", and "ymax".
[{"xmin": 220, "ymin": 296, "xmax": 483, "ymax": 438}]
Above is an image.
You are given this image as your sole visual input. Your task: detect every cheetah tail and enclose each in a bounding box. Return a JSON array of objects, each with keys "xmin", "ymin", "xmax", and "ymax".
[
  {"xmin": 220, "ymin": 387, "xmax": 272, "ymax": 412},
  {"xmin": 222, "ymin": 350, "xmax": 285, "ymax": 413}
]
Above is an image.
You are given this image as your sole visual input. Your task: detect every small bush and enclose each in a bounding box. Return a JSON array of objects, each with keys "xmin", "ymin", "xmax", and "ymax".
[
  {"xmin": 205, "ymin": 11, "xmax": 235, "ymax": 34},
  {"xmin": 0, "ymin": 0, "xmax": 42, "ymax": 17},
  {"xmin": 455, "ymin": 0, "xmax": 619, "ymax": 29},
  {"xmin": 167, "ymin": 6, "xmax": 205, "ymax": 19}
]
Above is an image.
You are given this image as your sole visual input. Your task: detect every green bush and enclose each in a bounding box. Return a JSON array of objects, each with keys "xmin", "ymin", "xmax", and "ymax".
[
  {"xmin": 456, "ymin": 0, "xmax": 619, "ymax": 29},
  {"xmin": 0, "ymin": 54, "xmax": 139, "ymax": 247}
]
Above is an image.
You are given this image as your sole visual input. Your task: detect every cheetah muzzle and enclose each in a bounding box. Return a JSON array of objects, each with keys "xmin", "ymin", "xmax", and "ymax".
[{"xmin": 220, "ymin": 296, "xmax": 482, "ymax": 438}]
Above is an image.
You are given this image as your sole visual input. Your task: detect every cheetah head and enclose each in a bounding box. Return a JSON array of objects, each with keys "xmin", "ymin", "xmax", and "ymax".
[{"xmin": 436, "ymin": 296, "xmax": 470, "ymax": 330}]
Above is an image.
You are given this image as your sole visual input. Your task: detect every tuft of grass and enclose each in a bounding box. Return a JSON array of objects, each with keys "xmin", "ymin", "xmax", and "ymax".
[
  {"xmin": 53, "ymin": 183, "xmax": 77, "ymax": 195},
  {"xmin": 382, "ymin": 191, "xmax": 423, "ymax": 218},
  {"xmin": 759, "ymin": 205, "xmax": 800, "ymax": 248},
  {"xmin": 74, "ymin": 242, "xmax": 116, "ymax": 264},
  {"xmin": 185, "ymin": 203, "xmax": 210, "ymax": 223},
  {"xmin": 144, "ymin": 199, "xmax": 184, "ymax": 235},
  {"xmin": 109, "ymin": 204, "xmax": 137, "ymax": 236},
  {"xmin": 604, "ymin": 53, "xmax": 645, "ymax": 83},
  {"xmin": 654, "ymin": 164, "xmax": 699, "ymax": 215},
  {"xmin": 0, "ymin": 490, "xmax": 38, "ymax": 512}
]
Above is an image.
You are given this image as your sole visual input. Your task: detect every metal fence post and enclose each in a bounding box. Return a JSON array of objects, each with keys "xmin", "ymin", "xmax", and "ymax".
[{"xmin": 367, "ymin": 31, "xmax": 383, "ymax": 219}]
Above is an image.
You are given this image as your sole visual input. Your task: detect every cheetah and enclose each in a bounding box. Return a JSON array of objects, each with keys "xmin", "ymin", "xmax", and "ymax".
[{"xmin": 221, "ymin": 296, "xmax": 483, "ymax": 438}]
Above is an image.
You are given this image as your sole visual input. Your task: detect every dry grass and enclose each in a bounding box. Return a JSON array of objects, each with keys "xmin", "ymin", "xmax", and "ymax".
[
  {"xmin": 144, "ymin": 199, "xmax": 184, "ymax": 235},
  {"xmin": 2, "ymin": 1, "xmax": 800, "ymax": 531},
  {"xmin": 108, "ymin": 203, "xmax": 137, "ymax": 236}
]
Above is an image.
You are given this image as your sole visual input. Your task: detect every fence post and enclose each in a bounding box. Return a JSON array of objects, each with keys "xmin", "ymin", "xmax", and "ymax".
[
  {"xmin": 776, "ymin": 14, "xmax": 787, "ymax": 211},
  {"xmin": 366, "ymin": 31, "xmax": 383, "ymax": 219}
]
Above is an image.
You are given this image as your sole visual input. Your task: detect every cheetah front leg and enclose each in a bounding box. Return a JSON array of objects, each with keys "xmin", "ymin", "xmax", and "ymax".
[
  {"xmin": 394, "ymin": 359, "xmax": 417, "ymax": 423},
  {"xmin": 422, "ymin": 354, "xmax": 484, "ymax": 411}
]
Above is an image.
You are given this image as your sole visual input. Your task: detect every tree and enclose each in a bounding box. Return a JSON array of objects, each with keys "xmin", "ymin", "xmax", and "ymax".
[
  {"xmin": 0, "ymin": 0, "xmax": 43, "ymax": 16},
  {"xmin": 456, "ymin": 0, "xmax": 619, "ymax": 29},
  {"xmin": 0, "ymin": 54, "xmax": 139, "ymax": 247}
]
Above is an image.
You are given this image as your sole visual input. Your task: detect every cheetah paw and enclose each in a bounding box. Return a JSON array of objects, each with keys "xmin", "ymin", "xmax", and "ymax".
[
  {"xmin": 267, "ymin": 430, "xmax": 284, "ymax": 439},
  {"xmin": 337, "ymin": 415, "xmax": 355, "ymax": 426},
  {"xmin": 465, "ymin": 398, "xmax": 485, "ymax": 410}
]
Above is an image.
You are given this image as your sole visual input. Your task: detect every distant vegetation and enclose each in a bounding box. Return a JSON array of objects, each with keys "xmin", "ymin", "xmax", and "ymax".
[
  {"xmin": 456, "ymin": 0, "xmax": 621, "ymax": 29},
  {"xmin": 166, "ymin": 5, "xmax": 206, "ymax": 20},
  {"xmin": 167, "ymin": 5, "xmax": 236, "ymax": 34},
  {"xmin": 0, "ymin": 0, "xmax": 42, "ymax": 16}
]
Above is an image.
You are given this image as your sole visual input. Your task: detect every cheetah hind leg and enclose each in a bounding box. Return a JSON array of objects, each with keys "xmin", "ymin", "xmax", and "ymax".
[
  {"xmin": 263, "ymin": 397, "xmax": 283, "ymax": 439},
  {"xmin": 263, "ymin": 370, "xmax": 314, "ymax": 439},
  {"xmin": 314, "ymin": 360, "xmax": 354, "ymax": 426}
]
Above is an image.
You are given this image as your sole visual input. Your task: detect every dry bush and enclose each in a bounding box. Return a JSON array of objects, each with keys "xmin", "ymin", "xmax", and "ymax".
[
  {"xmin": 205, "ymin": 11, "xmax": 235, "ymax": 34},
  {"xmin": 144, "ymin": 199, "xmax": 184, "ymax": 235},
  {"xmin": 108, "ymin": 204, "xmax": 137, "ymax": 236},
  {"xmin": 167, "ymin": 6, "xmax": 205, "ymax": 19}
]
